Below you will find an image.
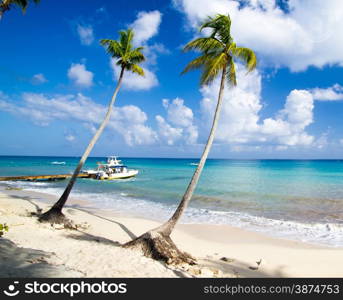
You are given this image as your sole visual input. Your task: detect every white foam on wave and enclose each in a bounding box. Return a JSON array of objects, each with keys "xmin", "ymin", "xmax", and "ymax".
[
  {"xmin": 15, "ymin": 184, "xmax": 343, "ymax": 247},
  {"xmin": 51, "ymin": 161, "xmax": 66, "ymax": 165},
  {"xmin": 2, "ymin": 181, "xmax": 50, "ymax": 187}
]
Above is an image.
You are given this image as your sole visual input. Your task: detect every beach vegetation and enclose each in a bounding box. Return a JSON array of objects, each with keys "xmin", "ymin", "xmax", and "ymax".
[{"xmin": 0, "ymin": 223, "xmax": 9, "ymax": 237}]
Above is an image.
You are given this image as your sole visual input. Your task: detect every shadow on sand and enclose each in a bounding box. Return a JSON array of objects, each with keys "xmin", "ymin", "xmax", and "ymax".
[
  {"xmin": 3, "ymin": 192, "xmax": 287, "ymax": 278},
  {"xmin": 0, "ymin": 238, "xmax": 82, "ymax": 277}
]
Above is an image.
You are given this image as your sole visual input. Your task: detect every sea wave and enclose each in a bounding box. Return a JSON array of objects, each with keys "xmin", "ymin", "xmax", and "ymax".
[
  {"xmin": 51, "ymin": 161, "xmax": 66, "ymax": 165},
  {"xmin": 11, "ymin": 183, "xmax": 343, "ymax": 248},
  {"xmin": 2, "ymin": 181, "xmax": 50, "ymax": 187}
]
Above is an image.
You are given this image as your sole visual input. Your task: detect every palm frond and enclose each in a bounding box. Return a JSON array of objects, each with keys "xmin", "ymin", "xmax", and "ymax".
[
  {"xmin": 1, "ymin": 0, "xmax": 40, "ymax": 13},
  {"xmin": 119, "ymin": 28, "xmax": 134, "ymax": 55},
  {"xmin": 101, "ymin": 29, "xmax": 146, "ymax": 75},
  {"xmin": 231, "ymin": 45, "xmax": 257, "ymax": 72},
  {"xmin": 227, "ymin": 56, "xmax": 237, "ymax": 86},
  {"xmin": 183, "ymin": 37, "xmax": 223, "ymax": 53},
  {"xmin": 125, "ymin": 47, "xmax": 145, "ymax": 64},
  {"xmin": 200, "ymin": 53, "xmax": 227, "ymax": 85},
  {"xmin": 181, "ymin": 53, "xmax": 213, "ymax": 74},
  {"xmin": 200, "ymin": 14, "xmax": 232, "ymax": 44},
  {"xmin": 127, "ymin": 64, "xmax": 145, "ymax": 77},
  {"xmin": 100, "ymin": 39, "xmax": 123, "ymax": 58},
  {"xmin": 13, "ymin": 0, "xmax": 28, "ymax": 11}
]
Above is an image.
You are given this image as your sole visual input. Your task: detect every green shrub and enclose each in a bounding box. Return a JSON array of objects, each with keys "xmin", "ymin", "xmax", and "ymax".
[{"xmin": 0, "ymin": 223, "xmax": 9, "ymax": 237}]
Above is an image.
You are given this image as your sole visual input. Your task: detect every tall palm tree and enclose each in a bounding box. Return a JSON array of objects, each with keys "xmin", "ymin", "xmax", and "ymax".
[
  {"xmin": 0, "ymin": 0, "xmax": 40, "ymax": 19},
  {"xmin": 125, "ymin": 14, "xmax": 257, "ymax": 265},
  {"xmin": 39, "ymin": 29, "xmax": 145, "ymax": 224}
]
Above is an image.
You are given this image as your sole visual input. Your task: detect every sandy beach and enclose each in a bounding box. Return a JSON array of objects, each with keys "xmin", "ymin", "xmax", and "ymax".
[{"xmin": 0, "ymin": 187, "xmax": 342, "ymax": 278}]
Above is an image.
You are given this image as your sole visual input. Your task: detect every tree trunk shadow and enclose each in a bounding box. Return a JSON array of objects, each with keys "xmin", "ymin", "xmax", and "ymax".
[
  {"xmin": 4, "ymin": 194, "xmax": 43, "ymax": 215},
  {"xmin": 0, "ymin": 238, "xmax": 82, "ymax": 277},
  {"xmin": 64, "ymin": 230, "xmax": 121, "ymax": 247},
  {"xmin": 67, "ymin": 207, "xmax": 137, "ymax": 240}
]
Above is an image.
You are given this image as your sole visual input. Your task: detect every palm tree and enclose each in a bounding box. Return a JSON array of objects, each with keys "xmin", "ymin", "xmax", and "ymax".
[
  {"xmin": 0, "ymin": 0, "xmax": 40, "ymax": 19},
  {"xmin": 39, "ymin": 29, "xmax": 145, "ymax": 224},
  {"xmin": 124, "ymin": 14, "xmax": 257, "ymax": 264}
]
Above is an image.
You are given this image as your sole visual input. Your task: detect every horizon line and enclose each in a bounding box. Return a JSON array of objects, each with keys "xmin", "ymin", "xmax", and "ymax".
[{"xmin": 0, "ymin": 155, "xmax": 342, "ymax": 161}]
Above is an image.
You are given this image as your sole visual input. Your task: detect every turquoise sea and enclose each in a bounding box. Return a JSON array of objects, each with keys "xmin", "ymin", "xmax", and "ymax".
[{"xmin": 0, "ymin": 156, "xmax": 342, "ymax": 246}]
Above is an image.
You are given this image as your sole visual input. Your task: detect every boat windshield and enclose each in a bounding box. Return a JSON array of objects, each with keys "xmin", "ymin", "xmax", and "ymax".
[{"xmin": 109, "ymin": 166, "xmax": 128, "ymax": 173}]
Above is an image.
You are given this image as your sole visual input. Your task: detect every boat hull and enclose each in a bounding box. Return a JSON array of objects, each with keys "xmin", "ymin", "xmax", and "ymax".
[{"xmin": 90, "ymin": 170, "xmax": 139, "ymax": 180}]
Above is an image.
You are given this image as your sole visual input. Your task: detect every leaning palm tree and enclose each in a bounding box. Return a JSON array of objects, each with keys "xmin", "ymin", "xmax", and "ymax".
[
  {"xmin": 125, "ymin": 14, "xmax": 257, "ymax": 264},
  {"xmin": 39, "ymin": 29, "xmax": 145, "ymax": 224},
  {"xmin": 0, "ymin": 0, "xmax": 40, "ymax": 19}
]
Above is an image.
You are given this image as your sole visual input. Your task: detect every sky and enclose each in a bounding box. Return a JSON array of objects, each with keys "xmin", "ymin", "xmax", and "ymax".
[{"xmin": 1, "ymin": 0, "xmax": 343, "ymax": 158}]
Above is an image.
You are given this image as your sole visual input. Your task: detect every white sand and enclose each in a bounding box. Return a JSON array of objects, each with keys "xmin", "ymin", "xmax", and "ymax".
[{"xmin": 1, "ymin": 189, "xmax": 343, "ymax": 278}]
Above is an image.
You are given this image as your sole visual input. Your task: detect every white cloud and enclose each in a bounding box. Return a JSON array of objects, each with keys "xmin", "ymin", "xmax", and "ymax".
[
  {"xmin": 0, "ymin": 92, "xmax": 157, "ymax": 146},
  {"xmin": 130, "ymin": 11, "xmax": 162, "ymax": 46},
  {"xmin": 261, "ymin": 90, "xmax": 314, "ymax": 146},
  {"xmin": 163, "ymin": 98, "xmax": 194, "ymax": 127},
  {"xmin": 156, "ymin": 115, "xmax": 183, "ymax": 145},
  {"xmin": 199, "ymin": 65, "xmax": 315, "ymax": 148},
  {"xmin": 77, "ymin": 24, "xmax": 94, "ymax": 46},
  {"xmin": 200, "ymin": 65, "xmax": 262, "ymax": 144},
  {"xmin": 143, "ymin": 43, "xmax": 170, "ymax": 65},
  {"xmin": 68, "ymin": 63, "xmax": 94, "ymax": 88},
  {"xmin": 32, "ymin": 73, "xmax": 47, "ymax": 84},
  {"xmin": 173, "ymin": 0, "xmax": 343, "ymax": 71},
  {"xmin": 157, "ymin": 98, "xmax": 198, "ymax": 145},
  {"xmin": 311, "ymin": 84, "xmax": 343, "ymax": 101}
]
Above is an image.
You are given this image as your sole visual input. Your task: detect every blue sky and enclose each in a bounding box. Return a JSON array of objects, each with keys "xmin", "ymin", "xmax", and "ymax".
[{"xmin": 1, "ymin": 0, "xmax": 343, "ymax": 158}]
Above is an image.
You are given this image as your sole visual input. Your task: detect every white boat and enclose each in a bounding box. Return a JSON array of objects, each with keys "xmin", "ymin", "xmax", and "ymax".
[{"xmin": 83, "ymin": 156, "xmax": 138, "ymax": 180}]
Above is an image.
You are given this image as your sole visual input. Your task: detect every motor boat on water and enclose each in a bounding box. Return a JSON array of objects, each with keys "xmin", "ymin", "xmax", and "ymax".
[{"xmin": 83, "ymin": 156, "xmax": 138, "ymax": 180}]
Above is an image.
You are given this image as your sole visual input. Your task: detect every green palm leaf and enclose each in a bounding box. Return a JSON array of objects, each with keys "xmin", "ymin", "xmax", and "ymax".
[
  {"xmin": 200, "ymin": 14, "xmax": 232, "ymax": 44},
  {"xmin": 0, "ymin": 0, "xmax": 40, "ymax": 16},
  {"xmin": 200, "ymin": 52, "xmax": 227, "ymax": 85},
  {"xmin": 183, "ymin": 37, "xmax": 223, "ymax": 53},
  {"xmin": 127, "ymin": 64, "xmax": 145, "ymax": 76},
  {"xmin": 231, "ymin": 45, "xmax": 257, "ymax": 72},
  {"xmin": 182, "ymin": 14, "xmax": 257, "ymax": 87},
  {"xmin": 227, "ymin": 56, "xmax": 237, "ymax": 86},
  {"xmin": 100, "ymin": 29, "xmax": 145, "ymax": 77},
  {"xmin": 181, "ymin": 53, "xmax": 213, "ymax": 74}
]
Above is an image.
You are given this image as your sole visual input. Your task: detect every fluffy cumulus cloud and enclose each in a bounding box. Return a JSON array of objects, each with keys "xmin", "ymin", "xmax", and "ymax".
[
  {"xmin": 130, "ymin": 10, "xmax": 162, "ymax": 46},
  {"xmin": 156, "ymin": 98, "xmax": 198, "ymax": 145},
  {"xmin": 0, "ymin": 92, "xmax": 156, "ymax": 146},
  {"xmin": 77, "ymin": 24, "xmax": 94, "ymax": 46},
  {"xmin": 173, "ymin": 0, "xmax": 343, "ymax": 71},
  {"xmin": 311, "ymin": 84, "xmax": 343, "ymax": 101},
  {"xmin": 68, "ymin": 63, "xmax": 94, "ymax": 88},
  {"xmin": 261, "ymin": 90, "xmax": 314, "ymax": 146},
  {"xmin": 111, "ymin": 10, "xmax": 164, "ymax": 90},
  {"xmin": 199, "ymin": 65, "xmax": 315, "ymax": 149}
]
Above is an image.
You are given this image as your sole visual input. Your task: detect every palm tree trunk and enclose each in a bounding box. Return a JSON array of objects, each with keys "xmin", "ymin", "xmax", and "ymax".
[
  {"xmin": 157, "ymin": 66, "xmax": 227, "ymax": 236},
  {"xmin": 124, "ymin": 66, "xmax": 227, "ymax": 265},
  {"xmin": 39, "ymin": 67, "xmax": 125, "ymax": 223}
]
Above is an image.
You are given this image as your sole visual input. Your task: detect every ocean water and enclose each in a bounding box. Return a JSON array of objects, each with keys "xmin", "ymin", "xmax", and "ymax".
[{"xmin": 0, "ymin": 156, "xmax": 343, "ymax": 247}]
